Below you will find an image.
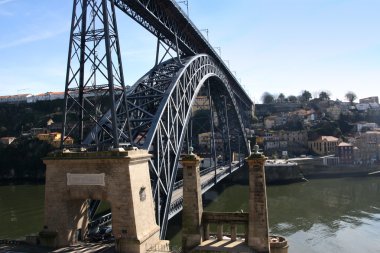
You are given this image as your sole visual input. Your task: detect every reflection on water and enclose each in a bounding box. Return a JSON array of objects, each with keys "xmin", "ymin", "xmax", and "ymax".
[
  {"xmin": 0, "ymin": 185, "xmax": 44, "ymax": 239},
  {"xmin": 267, "ymin": 177, "xmax": 380, "ymax": 253},
  {"xmin": 1, "ymin": 176, "xmax": 380, "ymax": 253},
  {"xmin": 168, "ymin": 175, "xmax": 380, "ymax": 253}
]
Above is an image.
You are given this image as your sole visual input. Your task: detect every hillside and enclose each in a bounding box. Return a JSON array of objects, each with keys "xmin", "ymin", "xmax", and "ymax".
[{"xmin": 0, "ymin": 100, "xmax": 64, "ymax": 138}]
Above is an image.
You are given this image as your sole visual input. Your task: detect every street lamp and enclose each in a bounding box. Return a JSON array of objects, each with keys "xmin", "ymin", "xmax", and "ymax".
[
  {"xmin": 177, "ymin": 0, "xmax": 189, "ymax": 16},
  {"xmin": 200, "ymin": 29, "xmax": 209, "ymax": 41}
]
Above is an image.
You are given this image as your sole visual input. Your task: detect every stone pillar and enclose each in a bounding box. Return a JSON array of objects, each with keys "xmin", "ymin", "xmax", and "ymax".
[
  {"xmin": 41, "ymin": 149, "xmax": 162, "ymax": 253},
  {"xmin": 41, "ymin": 158, "xmax": 89, "ymax": 248},
  {"xmin": 111, "ymin": 150, "xmax": 161, "ymax": 253},
  {"xmin": 246, "ymin": 146, "xmax": 270, "ymax": 253},
  {"xmin": 181, "ymin": 153, "xmax": 203, "ymax": 252}
]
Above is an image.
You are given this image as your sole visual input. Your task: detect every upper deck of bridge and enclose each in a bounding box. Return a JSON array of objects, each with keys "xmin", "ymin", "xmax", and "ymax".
[{"xmin": 115, "ymin": 0, "xmax": 253, "ymax": 107}]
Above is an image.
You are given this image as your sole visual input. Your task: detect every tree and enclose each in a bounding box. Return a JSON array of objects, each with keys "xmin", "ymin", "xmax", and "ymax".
[
  {"xmin": 319, "ymin": 91, "xmax": 330, "ymax": 101},
  {"xmin": 301, "ymin": 90, "xmax": 312, "ymax": 102},
  {"xmin": 0, "ymin": 136, "xmax": 54, "ymax": 180},
  {"xmin": 261, "ymin": 92, "xmax": 274, "ymax": 104},
  {"xmin": 345, "ymin": 91, "xmax": 357, "ymax": 104},
  {"xmin": 287, "ymin": 95, "xmax": 298, "ymax": 103},
  {"xmin": 277, "ymin": 93, "xmax": 285, "ymax": 103}
]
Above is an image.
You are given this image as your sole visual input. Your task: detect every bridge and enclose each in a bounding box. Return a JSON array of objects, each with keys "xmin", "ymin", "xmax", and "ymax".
[
  {"xmin": 57, "ymin": 0, "xmax": 254, "ymax": 241},
  {"xmin": 88, "ymin": 160, "xmax": 244, "ymax": 230}
]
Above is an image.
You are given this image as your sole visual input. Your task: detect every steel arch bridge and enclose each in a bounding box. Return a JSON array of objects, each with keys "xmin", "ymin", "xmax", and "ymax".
[{"xmin": 61, "ymin": 0, "xmax": 254, "ymax": 238}]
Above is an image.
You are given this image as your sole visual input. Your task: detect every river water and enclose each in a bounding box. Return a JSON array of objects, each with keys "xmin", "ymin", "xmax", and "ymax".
[{"xmin": 1, "ymin": 175, "xmax": 380, "ymax": 252}]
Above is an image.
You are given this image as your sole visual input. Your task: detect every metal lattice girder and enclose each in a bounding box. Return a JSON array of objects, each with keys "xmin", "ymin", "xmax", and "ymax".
[
  {"xmin": 63, "ymin": 0, "xmax": 256, "ymax": 239},
  {"xmin": 84, "ymin": 54, "xmax": 249, "ymax": 237},
  {"xmin": 62, "ymin": 0, "xmax": 131, "ymax": 148},
  {"xmin": 112, "ymin": 0, "xmax": 253, "ymax": 122}
]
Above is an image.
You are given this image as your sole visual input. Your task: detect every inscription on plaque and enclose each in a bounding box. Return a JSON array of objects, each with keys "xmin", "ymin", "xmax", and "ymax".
[{"xmin": 67, "ymin": 173, "xmax": 105, "ymax": 186}]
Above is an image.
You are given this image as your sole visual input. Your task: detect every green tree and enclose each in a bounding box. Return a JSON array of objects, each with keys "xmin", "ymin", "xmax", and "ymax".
[
  {"xmin": 301, "ymin": 90, "xmax": 312, "ymax": 102},
  {"xmin": 287, "ymin": 95, "xmax": 298, "ymax": 103},
  {"xmin": 261, "ymin": 92, "xmax": 274, "ymax": 104},
  {"xmin": 345, "ymin": 91, "xmax": 357, "ymax": 105},
  {"xmin": 0, "ymin": 136, "xmax": 54, "ymax": 180},
  {"xmin": 319, "ymin": 91, "xmax": 330, "ymax": 101},
  {"xmin": 277, "ymin": 93, "xmax": 285, "ymax": 103},
  {"xmin": 308, "ymin": 119, "xmax": 342, "ymax": 139}
]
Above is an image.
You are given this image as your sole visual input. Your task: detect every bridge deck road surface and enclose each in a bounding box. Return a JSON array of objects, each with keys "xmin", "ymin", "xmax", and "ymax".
[{"xmin": 171, "ymin": 165, "xmax": 232, "ymax": 203}]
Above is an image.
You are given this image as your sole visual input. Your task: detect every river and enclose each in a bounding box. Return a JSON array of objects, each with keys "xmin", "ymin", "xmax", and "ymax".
[{"xmin": 1, "ymin": 175, "xmax": 380, "ymax": 252}]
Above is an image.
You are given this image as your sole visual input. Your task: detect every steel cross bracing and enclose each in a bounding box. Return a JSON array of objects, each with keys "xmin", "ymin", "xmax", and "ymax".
[
  {"xmin": 62, "ymin": 0, "xmax": 255, "ymax": 239},
  {"xmin": 85, "ymin": 54, "xmax": 248, "ymax": 237},
  {"xmin": 62, "ymin": 0, "xmax": 134, "ymax": 148},
  {"xmin": 112, "ymin": 0, "xmax": 253, "ymax": 117}
]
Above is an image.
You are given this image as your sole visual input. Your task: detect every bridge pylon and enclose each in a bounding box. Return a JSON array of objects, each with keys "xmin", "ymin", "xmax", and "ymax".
[
  {"xmin": 40, "ymin": 149, "xmax": 167, "ymax": 253},
  {"xmin": 61, "ymin": 0, "xmax": 131, "ymax": 149}
]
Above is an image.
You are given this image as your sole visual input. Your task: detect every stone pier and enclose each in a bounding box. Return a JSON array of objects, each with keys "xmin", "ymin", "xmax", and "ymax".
[
  {"xmin": 40, "ymin": 149, "xmax": 165, "ymax": 253},
  {"xmin": 181, "ymin": 153, "xmax": 203, "ymax": 252},
  {"xmin": 246, "ymin": 146, "xmax": 270, "ymax": 253}
]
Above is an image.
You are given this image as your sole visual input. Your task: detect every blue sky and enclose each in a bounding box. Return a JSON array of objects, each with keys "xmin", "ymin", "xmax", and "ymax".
[{"xmin": 0, "ymin": 0, "xmax": 379, "ymax": 103}]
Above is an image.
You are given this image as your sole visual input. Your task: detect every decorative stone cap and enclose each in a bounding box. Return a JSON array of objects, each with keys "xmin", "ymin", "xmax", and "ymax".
[
  {"xmin": 180, "ymin": 146, "xmax": 202, "ymax": 162},
  {"xmin": 44, "ymin": 148, "xmax": 152, "ymax": 160},
  {"xmin": 181, "ymin": 154, "xmax": 201, "ymax": 161},
  {"xmin": 246, "ymin": 143, "xmax": 267, "ymax": 160}
]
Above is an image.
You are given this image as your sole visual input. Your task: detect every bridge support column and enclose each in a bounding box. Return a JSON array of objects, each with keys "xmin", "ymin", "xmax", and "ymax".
[
  {"xmin": 246, "ymin": 146, "xmax": 270, "ymax": 253},
  {"xmin": 181, "ymin": 152, "xmax": 203, "ymax": 252},
  {"xmin": 40, "ymin": 149, "xmax": 164, "ymax": 253}
]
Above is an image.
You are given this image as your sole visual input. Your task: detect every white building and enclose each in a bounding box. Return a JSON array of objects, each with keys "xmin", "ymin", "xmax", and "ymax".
[{"xmin": 0, "ymin": 94, "xmax": 33, "ymax": 103}]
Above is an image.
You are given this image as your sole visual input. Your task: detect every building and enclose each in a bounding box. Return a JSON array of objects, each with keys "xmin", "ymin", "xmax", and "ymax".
[
  {"xmin": 36, "ymin": 132, "xmax": 74, "ymax": 148},
  {"xmin": 355, "ymin": 130, "xmax": 380, "ymax": 163},
  {"xmin": 263, "ymin": 115, "xmax": 285, "ymax": 129},
  {"xmin": 0, "ymin": 94, "xmax": 33, "ymax": 104},
  {"xmin": 308, "ymin": 136, "xmax": 340, "ymax": 155},
  {"xmin": 0, "ymin": 137, "xmax": 16, "ymax": 145},
  {"xmin": 369, "ymin": 103, "xmax": 380, "ymax": 110},
  {"xmin": 356, "ymin": 103, "xmax": 370, "ymax": 112},
  {"xmin": 31, "ymin": 92, "xmax": 65, "ymax": 102},
  {"xmin": 326, "ymin": 105, "xmax": 342, "ymax": 120},
  {"xmin": 191, "ymin": 96, "xmax": 210, "ymax": 113},
  {"xmin": 30, "ymin": 128, "xmax": 48, "ymax": 136},
  {"xmin": 356, "ymin": 122, "xmax": 378, "ymax": 133},
  {"xmin": 336, "ymin": 142, "xmax": 354, "ymax": 164},
  {"xmin": 278, "ymin": 130, "xmax": 308, "ymax": 144},
  {"xmin": 359, "ymin": 96, "xmax": 379, "ymax": 104},
  {"xmin": 278, "ymin": 130, "xmax": 308, "ymax": 154},
  {"xmin": 198, "ymin": 132, "xmax": 224, "ymax": 152}
]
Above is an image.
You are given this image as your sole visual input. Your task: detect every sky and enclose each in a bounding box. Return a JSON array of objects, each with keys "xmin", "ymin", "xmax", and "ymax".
[{"xmin": 0, "ymin": 0, "xmax": 379, "ymax": 103}]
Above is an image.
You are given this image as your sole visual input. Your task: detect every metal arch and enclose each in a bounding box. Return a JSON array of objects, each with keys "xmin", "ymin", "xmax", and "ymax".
[
  {"xmin": 112, "ymin": 0, "xmax": 253, "ymax": 110},
  {"xmin": 137, "ymin": 54, "xmax": 249, "ymax": 237},
  {"xmin": 83, "ymin": 54, "xmax": 249, "ymax": 237}
]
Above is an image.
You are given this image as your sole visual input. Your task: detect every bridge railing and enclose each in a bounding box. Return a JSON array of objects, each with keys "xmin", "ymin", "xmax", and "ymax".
[
  {"xmin": 202, "ymin": 211, "xmax": 248, "ymax": 242},
  {"xmin": 87, "ymin": 213, "xmax": 112, "ymax": 230},
  {"xmin": 172, "ymin": 166, "xmax": 220, "ymax": 191}
]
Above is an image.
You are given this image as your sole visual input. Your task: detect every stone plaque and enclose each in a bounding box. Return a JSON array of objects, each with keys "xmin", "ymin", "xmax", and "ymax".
[{"xmin": 67, "ymin": 173, "xmax": 105, "ymax": 186}]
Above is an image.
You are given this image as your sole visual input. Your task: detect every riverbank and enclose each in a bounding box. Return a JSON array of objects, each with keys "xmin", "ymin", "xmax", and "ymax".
[
  {"xmin": 265, "ymin": 160, "xmax": 304, "ymax": 184},
  {"xmin": 262, "ymin": 157, "xmax": 380, "ymax": 184},
  {"xmin": 292, "ymin": 157, "xmax": 380, "ymax": 179}
]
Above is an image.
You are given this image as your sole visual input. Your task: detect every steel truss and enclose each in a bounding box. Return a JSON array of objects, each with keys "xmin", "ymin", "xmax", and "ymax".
[
  {"xmin": 62, "ymin": 0, "xmax": 255, "ymax": 239},
  {"xmin": 84, "ymin": 54, "xmax": 248, "ymax": 237},
  {"xmin": 113, "ymin": 0, "xmax": 253, "ymax": 117},
  {"xmin": 62, "ymin": 0, "xmax": 131, "ymax": 148}
]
